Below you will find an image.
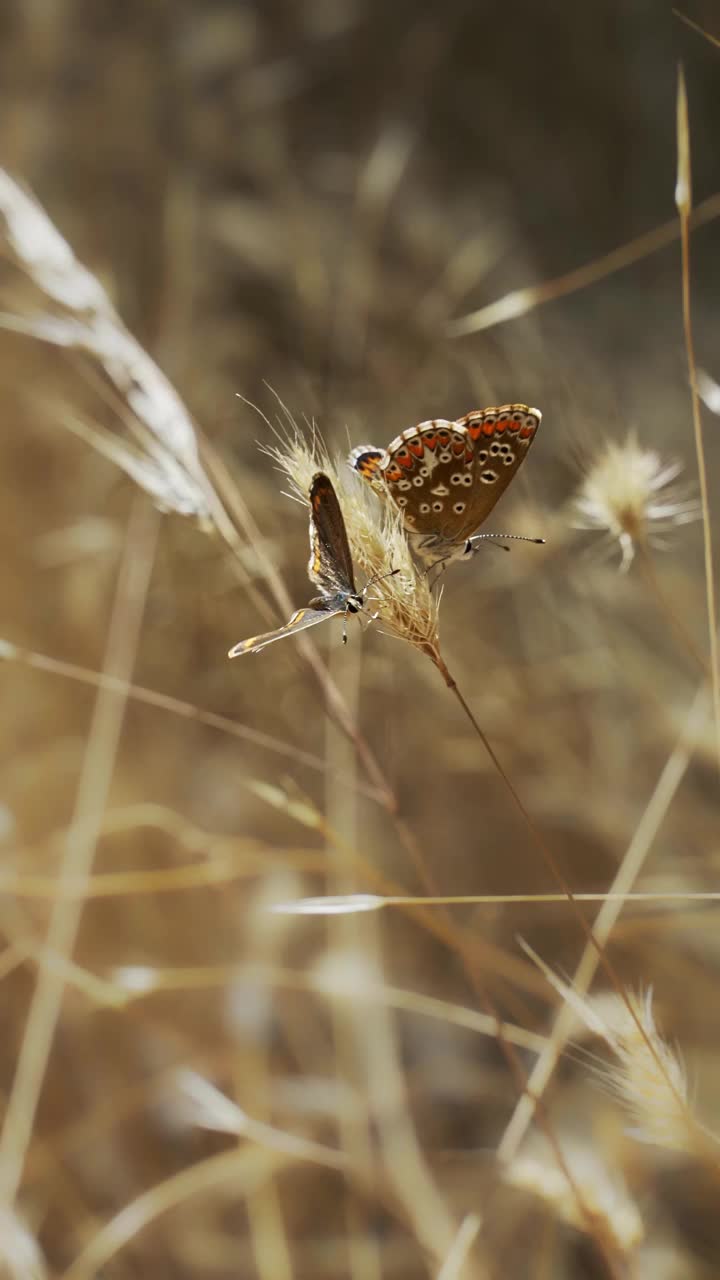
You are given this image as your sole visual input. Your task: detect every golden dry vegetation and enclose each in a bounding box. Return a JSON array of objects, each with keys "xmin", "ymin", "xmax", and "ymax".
[{"xmin": 1, "ymin": 4, "xmax": 720, "ymax": 1278}]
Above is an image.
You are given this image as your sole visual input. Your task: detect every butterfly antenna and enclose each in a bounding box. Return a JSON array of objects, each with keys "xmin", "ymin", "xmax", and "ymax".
[
  {"xmin": 469, "ymin": 533, "xmax": 545, "ymax": 547},
  {"xmin": 365, "ymin": 566, "xmax": 400, "ymax": 592}
]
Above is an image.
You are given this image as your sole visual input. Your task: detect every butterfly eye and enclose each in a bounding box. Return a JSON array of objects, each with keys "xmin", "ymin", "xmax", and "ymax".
[
  {"xmin": 432, "ymin": 501, "xmax": 443, "ymax": 513},
  {"xmin": 438, "ymin": 450, "xmax": 452, "ymax": 463},
  {"xmin": 453, "ymin": 502, "xmax": 466, "ymax": 514},
  {"xmin": 419, "ymin": 502, "xmax": 431, "ymax": 514},
  {"xmin": 419, "ymin": 466, "xmax": 430, "ymax": 477},
  {"xmin": 480, "ymin": 469, "xmax": 498, "ymax": 483},
  {"xmin": 397, "ymin": 479, "xmax": 412, "ymax": 490},
  {"xmin": 412, "ymin": 476, "xmax": 424, "ymax": 487},
  {"xmin": 462, "ymin": 473, "xmax": 473, "ymax": 486},
  {"xmin": 450, "ymin": 473, "xmax": 463, "ymax": 485},
  {"xmin": 396, "ymin": 495, "xmax": 408, "ymax": 506}
]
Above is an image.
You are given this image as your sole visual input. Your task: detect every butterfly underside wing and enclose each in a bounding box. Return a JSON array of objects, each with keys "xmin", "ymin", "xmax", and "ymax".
[
  {"xmin": 228, "ymin": 472, "xmax": 363, "ymax": 657},
  {"xmin": 350, "ymin": 405, "xmax": 540, "ymax": 563},
  {"xmin": 228, "ymin": 604, "xmax": 349, "ymax": 656},
  {"xmin": 306, "ymin": 472, "xmax": 357, "ymax": 599}
]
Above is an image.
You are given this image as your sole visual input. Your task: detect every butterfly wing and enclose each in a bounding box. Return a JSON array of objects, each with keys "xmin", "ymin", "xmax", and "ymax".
[
  {"xmin": 228, "ymin": 604, "xmax": 342, "ymax": 657},
  {"xmin": 348, "ymin": 445, "xmax": 386, "ymax": 494},
  {"xmin": 458, "ymin": 405, "xmax": 541, "ymax": 538},
  {"xmin": 307, "ymin": 472, "xmax": 357, "ymax": 598},
  {"xmin": 349, "ymin": 406, "xmax": 540, "ymax": 544},
  {"xmin": 371, "ymin": 418, "xmax": 476, "ymax": 540}
]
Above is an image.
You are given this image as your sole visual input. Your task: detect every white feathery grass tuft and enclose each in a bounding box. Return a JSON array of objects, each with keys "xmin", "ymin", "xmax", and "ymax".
[
  {"xmin": 528, "ymin": 949, "xmax": 697, "ymax": 1155},
  {"xmin": 573, "ymin": 433, "xmax": 699, "ymax": 569},
  {"xmin": 261, "ymin": 413, "xmax": 442, "ymax": 657},
  {"xmin": 503, "ymin": 1140, "xmax": 644, "ymax": 1255},
  {"xmin": 577, "ymin": 988, "xmax": 694, "ymax": 1153}
]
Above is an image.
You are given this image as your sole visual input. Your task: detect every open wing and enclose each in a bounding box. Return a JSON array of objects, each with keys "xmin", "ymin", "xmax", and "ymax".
[{"xmin": 228, "ymin": 604, "xmax": 342, "ymax": 657}]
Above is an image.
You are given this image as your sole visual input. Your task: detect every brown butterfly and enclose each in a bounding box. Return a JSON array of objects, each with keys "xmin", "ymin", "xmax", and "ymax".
[
  {"xmin": 349, "ymin": 404, "xmax": 542, "ymax": 570},
  {"xmin": 229, "ymin": 473, "xmax": 393, "ymax": 656}
]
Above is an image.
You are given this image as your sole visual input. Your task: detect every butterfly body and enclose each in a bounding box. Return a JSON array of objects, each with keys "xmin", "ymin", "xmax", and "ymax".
[
  {"xmin": 349, "ymin": 404, "xmax": 541, "ymax": 568},
  {"xmin": 229, "ymin": 473, "xmax": 364, "ymax": 657}
]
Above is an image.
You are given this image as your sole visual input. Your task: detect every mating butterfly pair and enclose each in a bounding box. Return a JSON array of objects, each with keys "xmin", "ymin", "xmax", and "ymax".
[{"xmin": 229, "ymin": 404, "xmax": 541, "ymax": 655}]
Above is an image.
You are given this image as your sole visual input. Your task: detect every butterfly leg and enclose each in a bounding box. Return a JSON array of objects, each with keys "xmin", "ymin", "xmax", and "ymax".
[
  {"xmin": 359, "ymin": 609, "xmax": 380, "ymax": 628},
  {"xmin": 426, "ymin": 559, "xmax": 451, "ymax": 589}
]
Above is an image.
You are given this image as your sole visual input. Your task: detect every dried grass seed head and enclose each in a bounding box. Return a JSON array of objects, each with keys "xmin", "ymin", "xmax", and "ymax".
[
  {"xmin": 0, "ymin": 170, "xmax": 212, "ymax": 520},
  {"xmin": 573, "ymin": 433, "xmax": 699, "ymax": 570},
  {"xmin": 262, "ymin": 416, "xmax": 441, "ymax": 654},
  {"xmin": 504, "ymin": 1140, "xmax": 644, "ymax": 1255},
  {"xmin": 572, "ymin": 988, "xmax": 694, "ymax": 1154}
]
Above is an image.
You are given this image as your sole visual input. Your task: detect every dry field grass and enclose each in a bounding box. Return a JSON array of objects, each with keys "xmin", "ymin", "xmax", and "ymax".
[{"xmin": 1, "ymin": 3, "xmax": 720, "ymax": 1277}]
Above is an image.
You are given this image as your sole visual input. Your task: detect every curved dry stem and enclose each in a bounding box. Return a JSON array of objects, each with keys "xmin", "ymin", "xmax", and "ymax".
[{"xmin": 676, "ymin": 70, "xmax": 720, "ymax": 772}]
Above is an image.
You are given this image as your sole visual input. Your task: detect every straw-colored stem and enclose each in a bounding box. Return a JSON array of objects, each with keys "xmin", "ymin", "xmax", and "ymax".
[
  {"xmin": 0, "ymin": 498, "xmax": 158, "ymax": 1206},
  {"xmin": 676, "ymin": 71, "xmax": 720, "ymax": 771}
]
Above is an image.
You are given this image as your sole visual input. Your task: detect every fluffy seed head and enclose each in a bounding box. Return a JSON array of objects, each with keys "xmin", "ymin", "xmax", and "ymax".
[
  {"xmin": 504, "ymin": 1141, "xmax": 644, "ymax": 1255},
  {"xmin": 574, "ymin": 433, "xmax": 698, "ymax": 570},
  {"xmin": 568, "ymin": 987, "xmax": 694, "ymax": 1153}
]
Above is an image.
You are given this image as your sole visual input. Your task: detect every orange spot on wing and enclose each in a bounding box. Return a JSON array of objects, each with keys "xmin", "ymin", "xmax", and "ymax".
[
  {"xmin": 408, "ymin": 438, "xmax": 424, "ymax": 457},
  {"xmin": 396, "ymin": 452, "xmax": 413, "ymax": 468},
  {"xmin": 520, "ymin": 425, "xmax": 535, "ymax": 439},
  {"xmin": 481, "ymin": 421, "xmax": 496, "ymax": 437},
  {"xmin": 422, "ymin": 434, "xmax": 437, "ymax": 450},
  {"xmin": 496, "ymin": 418, "xmax": 510, "ymax": 433},
  {"xmin": 357, "ymin": 452, "xmax": 383, "ymax": 477},
  {"xmin": 452, "ymin": 437, "xmax": 465, "ymax": 454}
]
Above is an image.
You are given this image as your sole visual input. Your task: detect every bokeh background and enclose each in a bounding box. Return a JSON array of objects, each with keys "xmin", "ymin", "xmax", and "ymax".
[{"xmin": 2, "ymin": 2, "xmax": 720, "ymax": 1277}]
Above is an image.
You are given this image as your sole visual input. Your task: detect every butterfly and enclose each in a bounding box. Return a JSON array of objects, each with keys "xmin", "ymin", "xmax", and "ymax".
[
  {"xmin": 349, "ymin": 404, "xmax": 542, "ymax": 570},
  {"xmin": 229, "ymin": 472, "xmax": 379, "ymax": 657}
]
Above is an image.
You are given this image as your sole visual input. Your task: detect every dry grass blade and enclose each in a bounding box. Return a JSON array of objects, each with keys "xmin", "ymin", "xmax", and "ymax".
[
  {"xmin": 0, "ymin": 172, "xmax": 212, "ymax": 520},
  {"xmin": 673, "ymin": 8, "xmax": 720, "ymax": 51},
  {"xmin": 447, "ymin": 188, "xmax": 720, "ymax": 337},
  {"xmin": 0, "ymin": 500, "xmax": 158, "ymax": 1206}
]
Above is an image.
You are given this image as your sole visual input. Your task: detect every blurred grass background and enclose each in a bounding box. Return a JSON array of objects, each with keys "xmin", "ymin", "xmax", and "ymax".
[{"xmin": 2, "ymin": 2, "xmax": 720, "ymax": 1277}]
